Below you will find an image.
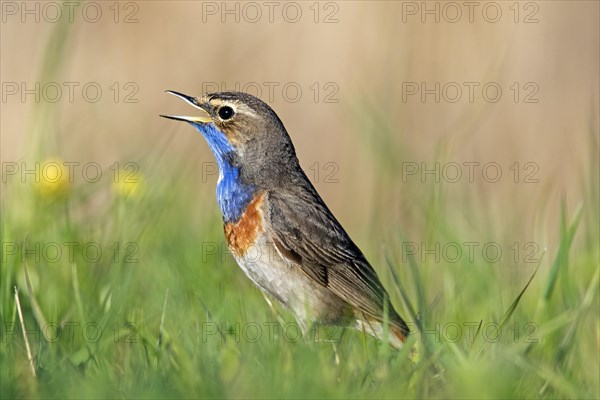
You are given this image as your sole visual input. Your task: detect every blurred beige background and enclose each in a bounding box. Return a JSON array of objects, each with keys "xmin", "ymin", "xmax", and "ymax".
[{"xmin": 1, "ymin": 1, "xmax": 598, "ymax": 250}]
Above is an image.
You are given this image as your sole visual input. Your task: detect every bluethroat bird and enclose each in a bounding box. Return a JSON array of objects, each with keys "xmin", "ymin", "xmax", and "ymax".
[{"xmin": 161, "ymin": 91, "xmax": 410, "ymax": 347}]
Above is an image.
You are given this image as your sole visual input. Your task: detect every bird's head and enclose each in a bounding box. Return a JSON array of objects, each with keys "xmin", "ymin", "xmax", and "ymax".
[{"xmin": 161, "ymin": 91, "xmax": 299, "ymax": 187}]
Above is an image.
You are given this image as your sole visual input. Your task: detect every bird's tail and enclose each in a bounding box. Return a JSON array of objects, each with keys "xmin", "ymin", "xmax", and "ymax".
[
  {"xmin": 389, "ymin": 322, "xmax": 409, "ymax": 349},
  {"xmin": 356, "ymin": 314, "xmax": 410, "ymax": 349}
]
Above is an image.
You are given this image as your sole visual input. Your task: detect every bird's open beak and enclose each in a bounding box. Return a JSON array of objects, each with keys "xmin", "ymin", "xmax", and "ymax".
[{"xmin": 160, "ymin": 90, "xmax": 213, "ymax": 123}]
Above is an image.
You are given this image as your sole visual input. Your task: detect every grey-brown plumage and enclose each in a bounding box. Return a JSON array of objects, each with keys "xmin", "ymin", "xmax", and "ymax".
[
  {"xmin": 162, "ymin": 91, "xmax": 410, "ymax": 347},
  {"xmin": 268, "ymin": 183, "xmax": 409, "ymax": 338}
]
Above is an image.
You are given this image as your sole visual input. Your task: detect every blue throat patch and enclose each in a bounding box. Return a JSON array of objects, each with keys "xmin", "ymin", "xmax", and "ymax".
[{"xmin": 191, "ymin": 122, "xmax": 255, "ymax": 223}]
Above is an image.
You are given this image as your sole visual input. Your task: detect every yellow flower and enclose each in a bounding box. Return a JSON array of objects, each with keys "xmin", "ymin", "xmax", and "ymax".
[
  {"xmin": 113, "ymin": 169, "xmax": 144, "ymax": 198},
  {"xmin": 35, "ymin": 158, "xmax": 71, "ymax": 198}
]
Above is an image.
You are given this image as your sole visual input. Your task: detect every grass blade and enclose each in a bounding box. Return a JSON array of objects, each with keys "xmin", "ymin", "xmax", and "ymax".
[
  {"xmin": 499, "ymin": 255, "xmax": 543, "ymax": 331},
  {"xmin": 543, "ymin": 201, "xmax": 583, "ymax": 301}
]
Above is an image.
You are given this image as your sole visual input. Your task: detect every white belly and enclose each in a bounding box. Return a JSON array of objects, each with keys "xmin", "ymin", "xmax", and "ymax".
[{"xmin": 229, "ymin": 233, "xmax": 351, "ymax": 329}]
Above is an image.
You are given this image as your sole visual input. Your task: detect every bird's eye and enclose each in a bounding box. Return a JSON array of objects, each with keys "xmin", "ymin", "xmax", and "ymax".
[{"xmin": 218, "ymin": 106, "xmax": 234, "ymax": 120}]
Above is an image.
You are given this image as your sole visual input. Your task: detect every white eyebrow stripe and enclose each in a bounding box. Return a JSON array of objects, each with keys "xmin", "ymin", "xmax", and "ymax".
[
  {"xmin": 234, "ymin": 103, "xmax": 258, "ymax": 118},
  {"xmin": 212, "ymin": 100, "xmax": 258, "ymax": 119}
]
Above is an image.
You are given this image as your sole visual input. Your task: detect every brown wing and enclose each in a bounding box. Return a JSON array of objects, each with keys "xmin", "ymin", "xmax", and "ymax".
[{"xmin": 265, "ymin": 186, "xmax": 408, "ymax": 336}]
